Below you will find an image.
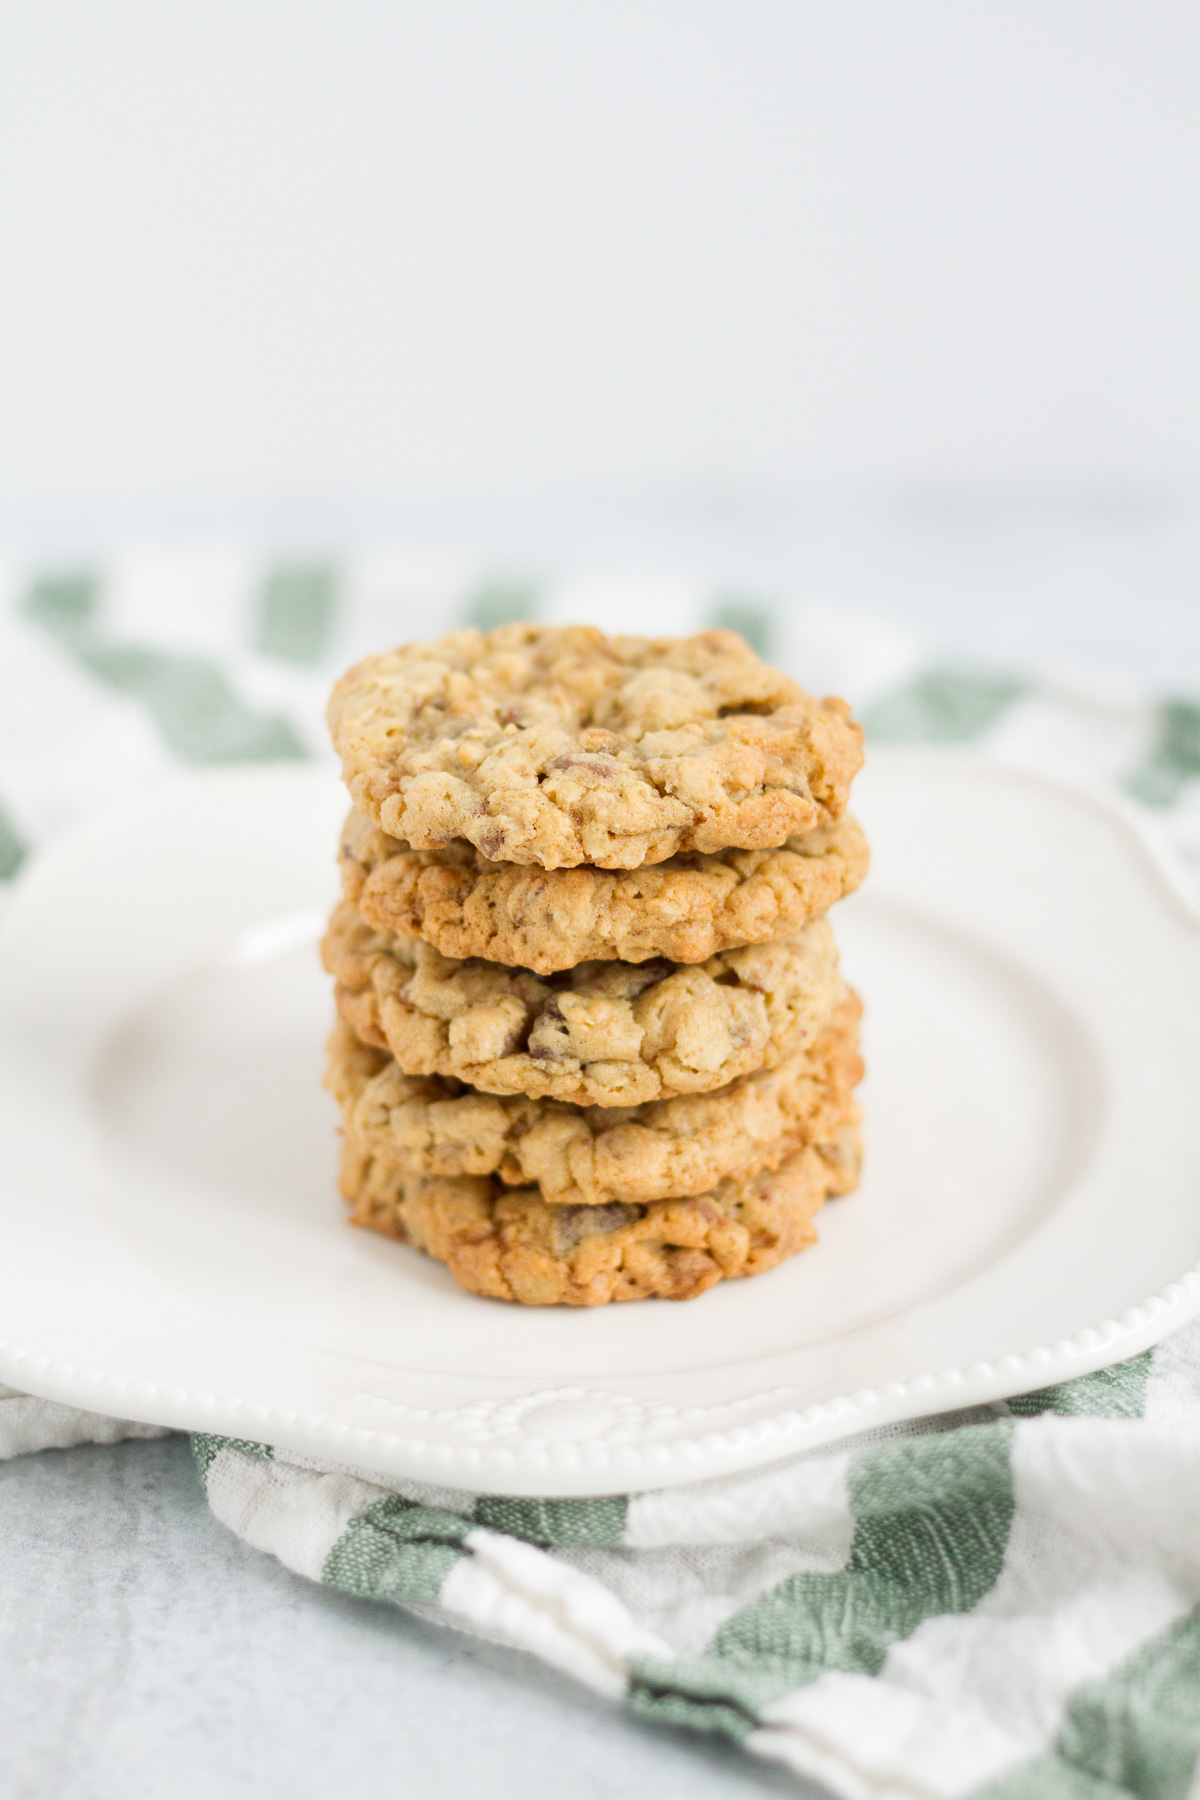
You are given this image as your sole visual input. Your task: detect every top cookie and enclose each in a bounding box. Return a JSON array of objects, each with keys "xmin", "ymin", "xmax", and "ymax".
[{"xmin": 327, "ymin": 623, "xmax": 863, "ymax": 869}]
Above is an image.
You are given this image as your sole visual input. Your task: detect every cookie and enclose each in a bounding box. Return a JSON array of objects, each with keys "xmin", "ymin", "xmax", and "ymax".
[
  {"xmin": 327, "ymin": 624, "xmax": 863, "ymax": 870},
  {"xmin": 339, "ymin": 808, "xmax": 869, "ymax": 975},
  {"xmin": 339, "ymin": 1113, "xmax": 861, "ymax": 1305},
  {"xmin": 323, "ymin": 899, "xmax": 845, "ymax": 1107},
  {"xmin": 325, "ymin": 991, "xmax": 862, "ymax": 1208}
]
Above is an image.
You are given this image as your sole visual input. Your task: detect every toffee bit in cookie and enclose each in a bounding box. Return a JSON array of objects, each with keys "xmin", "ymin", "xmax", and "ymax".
[
  {"xmin": 549, "ymin": 1202, "xmax": 645, "ymax": 1256},
  {"xmin": 526, "ymin": 999, "xmax": 573, "ymax": 1063}
]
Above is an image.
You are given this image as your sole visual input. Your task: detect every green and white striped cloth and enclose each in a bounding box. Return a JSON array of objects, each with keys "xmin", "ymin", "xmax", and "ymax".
[{"xmin": 4, "ymin": 549, "xmax": 1200, "ymax": 1800}]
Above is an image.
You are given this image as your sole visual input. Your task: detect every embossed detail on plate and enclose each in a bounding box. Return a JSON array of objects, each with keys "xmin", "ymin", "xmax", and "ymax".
[{"xmin": 350, "ymin": 1384, "xmax": 799, "ymax": 1446}]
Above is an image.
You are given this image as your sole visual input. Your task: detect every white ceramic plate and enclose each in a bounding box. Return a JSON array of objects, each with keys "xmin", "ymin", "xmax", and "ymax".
[{"xmin": 2, "ymin": 754, "xmax": 1200, "ymax": 1497}]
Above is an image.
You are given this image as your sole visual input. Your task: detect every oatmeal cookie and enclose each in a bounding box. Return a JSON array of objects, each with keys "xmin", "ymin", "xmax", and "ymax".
[
  {"xmin": 325, "ymin": 991, "xmax": 862, "ymax": 1207},
  {"xmin": 324, "ymin": 899, "xmax": 845, "ymax": 1106},
  {"xmin": 339, "ymin": 1113, "xmax": 861, "ymax": 1305},
  {"xmin": 327, "ymin": 624, "xmax": 863, "ymax": 869},
  {"xmin": 339, "ymin": 808, "xmax": 868, "ymax": 974}
]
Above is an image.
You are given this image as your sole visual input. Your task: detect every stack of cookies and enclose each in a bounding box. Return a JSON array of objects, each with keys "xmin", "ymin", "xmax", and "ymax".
[{"xmin": 321, "ymin": 624, "xmax": 867, "ymax": 1307}]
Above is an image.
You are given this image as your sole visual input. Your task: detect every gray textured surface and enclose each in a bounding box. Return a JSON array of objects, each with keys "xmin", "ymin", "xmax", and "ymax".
[{"xmin": 0, "ymin": 1436, "xmax": 811, "ymax": 1800}]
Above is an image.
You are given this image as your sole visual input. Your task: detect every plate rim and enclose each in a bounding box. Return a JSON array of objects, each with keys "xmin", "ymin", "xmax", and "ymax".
[{"xmin": 1, "ymin": 1271, "xmax": 1197, "ymax": 1496}]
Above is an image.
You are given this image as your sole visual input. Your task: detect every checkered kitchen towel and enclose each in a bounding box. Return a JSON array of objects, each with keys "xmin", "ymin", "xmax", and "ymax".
[{"xmin": 4, "ymin": 548, "xmax": 1200, "ymax": 1800}]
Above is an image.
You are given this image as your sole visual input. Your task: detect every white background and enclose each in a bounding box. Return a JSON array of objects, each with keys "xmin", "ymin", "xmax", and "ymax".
[{"xmin": 1, "ymin": 0, "xmax": 1197, "ymax": 512}]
